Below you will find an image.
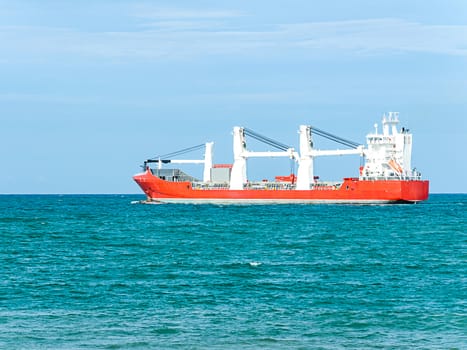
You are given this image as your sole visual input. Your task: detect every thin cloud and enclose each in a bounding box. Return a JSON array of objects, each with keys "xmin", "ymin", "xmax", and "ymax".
[
  {"xmin": 139, "ymin": 20, "xmax": 226, "ymax": 31},
  {"xmin": 131, "ymin": 7, "xmax": 244, "ymax": 20},
  {"xmin": 0, "ymin": 17, "xmax": 466, "ymax": 62},
  {"xmin": 284, "ymin": 19, "xmax": 467, "ymax": 56},
  {"xmin": 131, "ymin": 7, "xmax": 245, "ymax": 32},
  {"xmin": 0, "ymin": 92, "xmax": 102, "ymax": 104}
]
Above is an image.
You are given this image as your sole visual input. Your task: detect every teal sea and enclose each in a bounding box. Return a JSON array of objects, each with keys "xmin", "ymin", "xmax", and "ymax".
[{"xmin": 1, "ymin": 194, "xmax": 466, "ymax": 349}]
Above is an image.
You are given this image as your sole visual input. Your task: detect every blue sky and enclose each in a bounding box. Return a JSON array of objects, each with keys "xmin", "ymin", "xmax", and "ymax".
[{"xmin": 0, "ymin": 0, "xmax": 466, "ymax": 194}]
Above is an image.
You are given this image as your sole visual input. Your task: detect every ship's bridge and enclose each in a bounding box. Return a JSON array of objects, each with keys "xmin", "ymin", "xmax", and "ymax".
[{"xmin": 361, "ymin": 112, "xmax": 420, "ymax": 180}]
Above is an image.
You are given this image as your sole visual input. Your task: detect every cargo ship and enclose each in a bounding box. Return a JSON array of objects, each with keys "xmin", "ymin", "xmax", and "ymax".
[{"xmin": 133, "ymin": 112, "xmax": 429, "ymax": 204}]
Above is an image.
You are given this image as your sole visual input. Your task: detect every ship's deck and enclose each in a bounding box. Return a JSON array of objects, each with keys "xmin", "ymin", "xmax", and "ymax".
[{"xmin": 190, "ymin": 181, "xmax": 343, "ymax": 191}]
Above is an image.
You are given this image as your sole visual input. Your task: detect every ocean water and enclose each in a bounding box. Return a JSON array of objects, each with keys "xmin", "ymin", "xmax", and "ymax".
[{"xmin": 0, "ymin": 194, "xmax": 465, "ymax": 349}]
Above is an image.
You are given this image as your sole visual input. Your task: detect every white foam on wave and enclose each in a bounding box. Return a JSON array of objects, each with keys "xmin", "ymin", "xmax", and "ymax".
[{"xmin": 131, "ymin": 200, "xmax": 164, "ymax": 205}]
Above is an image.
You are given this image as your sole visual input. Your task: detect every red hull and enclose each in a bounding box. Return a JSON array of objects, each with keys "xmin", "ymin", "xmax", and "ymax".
[{"xmin": 133, "ymin": 170, "xmax": 429, "ymax": 204}]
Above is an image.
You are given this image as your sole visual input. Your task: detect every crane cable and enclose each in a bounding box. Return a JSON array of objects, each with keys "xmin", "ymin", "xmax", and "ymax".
[
  {"xmin": 310, "ymin": 126, "xmax": 360, "ymax": 149},
  {"xmin": 146, "ymin": 143, "xmax": 205, "ymax": 163},
  {"xmin": 243, "ymin": 128, "xmax": 291, "ymax": 151}
]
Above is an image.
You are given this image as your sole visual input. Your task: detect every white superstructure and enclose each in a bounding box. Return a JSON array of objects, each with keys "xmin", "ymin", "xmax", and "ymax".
[{"xmin": 361, "ymin": 112, "xmax": 420, "ymax": 180}]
